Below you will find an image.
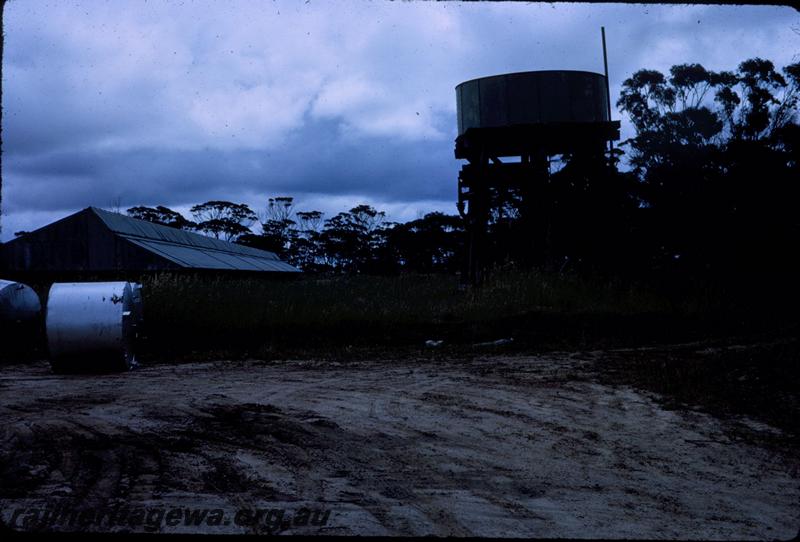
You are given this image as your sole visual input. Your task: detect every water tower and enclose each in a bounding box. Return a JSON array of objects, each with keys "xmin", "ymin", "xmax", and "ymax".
[{"xmin": 455, "ymin": 32, "xmax": 620, "ymax": 284}]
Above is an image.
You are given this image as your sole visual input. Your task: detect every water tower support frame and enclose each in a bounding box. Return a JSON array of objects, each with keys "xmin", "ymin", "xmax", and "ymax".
[{"xmin": 456, "ymin": 121, "xmax": 620, "ymax": 285}]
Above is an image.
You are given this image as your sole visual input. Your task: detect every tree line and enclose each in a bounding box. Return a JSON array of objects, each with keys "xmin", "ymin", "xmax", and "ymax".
[
  {"xmin": 126, "ymin": 199, "xmax": 463, "ymax": 274},
  {"xmin": 126, "ymin": 57, "xmax": 799, "ymax": 290}
]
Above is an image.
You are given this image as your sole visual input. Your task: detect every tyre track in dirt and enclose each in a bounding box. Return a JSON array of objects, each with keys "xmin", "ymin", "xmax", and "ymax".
[{"xmin": 0, "ymin": 355, "xmax": 797, "ymax": 537}]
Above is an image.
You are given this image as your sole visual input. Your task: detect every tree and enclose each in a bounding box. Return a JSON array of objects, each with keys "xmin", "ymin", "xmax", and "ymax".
[
  {"xmin": 258, "ymin": 197, "xmax": 297, "ymax": 256},
  {"xmin": 126, "ymin": 205, "xmax": 195, "ymax": 230},
  {"xmin": 545, "ymin": 152, "xmax": 640, "ymax": 276},
  {"xmin": 190, "ymin": 201, "xmax": 257, "ymax": 242},
  {"xmin": 291, "ymin": 210, "xmax": 326, "ymax": 270},
  {"xmin": 731, "ymin": 58, "xmax": 795, "ymax": 140},
  {"xmin": 319, "ymin": 205, "xmax": 389, "ymax": 273},
  {"xmin": 235, "ymin": 199, "xmax": 329, "ymax": 269},
  {"xmin": 618, "ymin": 58, "xmax": 800, "ymax": 174},
  {"xmin": 296, "ymin": 210, "xmax": 325, "ymax": 233},
  {"xmin": 617, "ymin": 57, "xmax": 800, "ymax": 291},
  {"xmin": 388, "ymin": 212, "xmax": 463, "ymax": 273},
  {"xmin": 618, "ymin": 64, "xmax": 722, "ymax": 175}
]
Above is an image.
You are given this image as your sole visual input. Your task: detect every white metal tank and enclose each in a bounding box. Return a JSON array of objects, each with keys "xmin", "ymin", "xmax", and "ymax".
[
  {"xmin": 130, "ymin": 282, "xmax": 145, "ymax": 326},
  {"xmin": 46, "ymin": 282, "xmax": 141, "ymax": 372},
  {"xmin": 0, "ymin": 279, "xmax": 41, "ymax": 323}
]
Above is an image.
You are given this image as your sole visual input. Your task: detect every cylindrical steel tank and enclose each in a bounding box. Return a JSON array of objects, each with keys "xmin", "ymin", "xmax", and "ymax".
[
  {"xmin": 0, "ymin": 279, "xmax": 41, "ymax": 323},
  {"xmin": 130, "ymin": 282, "xmax": 145, "ymax": 326},
  {"xmin": 456, "ymin": 70, "xmax": 610, "ymax": 135},
  {"xmin": 46, "ymin": 282, "xmax": 141, "ymax": 372}
]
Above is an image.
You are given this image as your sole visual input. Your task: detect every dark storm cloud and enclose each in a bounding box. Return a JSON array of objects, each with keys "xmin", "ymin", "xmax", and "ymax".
[
  {"xmin": 2, "ymin": 1, "xmax": 798, "ymax": 238},
  {"xmin": 5, "ymin": 114, "xmax": 458, "ymax": 215}
]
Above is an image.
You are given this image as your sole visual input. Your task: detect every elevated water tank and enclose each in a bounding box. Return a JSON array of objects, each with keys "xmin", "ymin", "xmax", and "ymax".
[
  {"xmin": 0, "ymin": 279, "xmax": 41, "ymax": 323},
  {"xmin": 456, "ymin": 70, "xmax": 610, "ymax": 135},
  {"xmin": 46, "ymin": 282, "xmax": 141, "ymax": 372}
]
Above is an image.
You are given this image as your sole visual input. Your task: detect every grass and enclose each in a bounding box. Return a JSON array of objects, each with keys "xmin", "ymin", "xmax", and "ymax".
[
  {"xmin": 137, "ymin": 268, "xmax": 790, "ymax": 360},
  {"xmin": 595, "ymin": 328, "xmax": 800, "ymax": 447},
  {"xmin": 144, "ymin": 269, "xmax": 666, "ymax": 327}
]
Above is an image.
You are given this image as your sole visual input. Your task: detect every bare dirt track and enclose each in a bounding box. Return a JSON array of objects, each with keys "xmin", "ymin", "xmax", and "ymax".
[{"xmin": 0, "ymin": 352, "xmax": 797, "ymax": 538}]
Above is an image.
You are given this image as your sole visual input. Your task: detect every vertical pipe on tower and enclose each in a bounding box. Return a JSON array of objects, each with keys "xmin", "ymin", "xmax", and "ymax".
[{"xmin": 601, "ymin": 27, "xmax": 614, "ymax": 156}]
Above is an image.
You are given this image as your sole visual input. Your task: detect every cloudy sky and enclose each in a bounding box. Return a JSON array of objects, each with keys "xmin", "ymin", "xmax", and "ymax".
[{"xmin": 2, "ymin": 1, "xmax": 798, "ymax": 240}]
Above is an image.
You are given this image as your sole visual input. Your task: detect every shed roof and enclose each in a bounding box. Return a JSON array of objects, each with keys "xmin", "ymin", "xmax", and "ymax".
[{"xmin": 91, "ymin": 207, "xmax": 299, "ymax": 272}]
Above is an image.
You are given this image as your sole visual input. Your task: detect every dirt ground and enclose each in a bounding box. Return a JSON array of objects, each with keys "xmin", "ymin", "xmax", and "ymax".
[{"xmin": 0, "ymin": 352, "xmax": 797, "ymax": 538}]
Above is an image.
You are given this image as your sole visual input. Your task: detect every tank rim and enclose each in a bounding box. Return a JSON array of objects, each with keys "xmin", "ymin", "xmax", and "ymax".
[{"xmin": 455, "ymin": 69, "xmax": 606, "ymax": 90}]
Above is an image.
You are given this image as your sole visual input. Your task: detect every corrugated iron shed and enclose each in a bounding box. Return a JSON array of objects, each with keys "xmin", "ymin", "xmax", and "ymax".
[
  {"xmin": 1, "ymin": 207, "xmax": 299, "ymax": 275},
  {"xmin": 92, "ymin": 208, "xmax": 297, "ymax": 272}
]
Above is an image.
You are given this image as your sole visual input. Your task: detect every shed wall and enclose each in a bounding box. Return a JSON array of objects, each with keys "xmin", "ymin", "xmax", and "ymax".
[{"xmin": 1, "ymin": 209, "xmax": 175, "ymax": 273}]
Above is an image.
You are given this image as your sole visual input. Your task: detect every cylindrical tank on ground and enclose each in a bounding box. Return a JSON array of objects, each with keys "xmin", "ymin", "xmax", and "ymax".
[
  {"xmin": 130, "ymin": 282, "xmax": 144, "ymax": 326},
  {"xmin": 456, "ymin": 70, "xmax": 610, "ymax": 135},
  {"xmin": 46, "ymin": 282, "xmax": 141, "ymax": 372},
  {"xmin": 0, "ymin": 279, "xmax": 42, "ymax": 323}
]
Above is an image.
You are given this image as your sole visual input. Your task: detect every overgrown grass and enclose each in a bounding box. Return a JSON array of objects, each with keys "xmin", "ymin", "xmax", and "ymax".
[
  {"xmin": 144, "ymin": 268, "xmax": 669, "ymax": 328},
  {"xmin": 138, "ymin": 268, "xmax": 782, "ymax": 360}
]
